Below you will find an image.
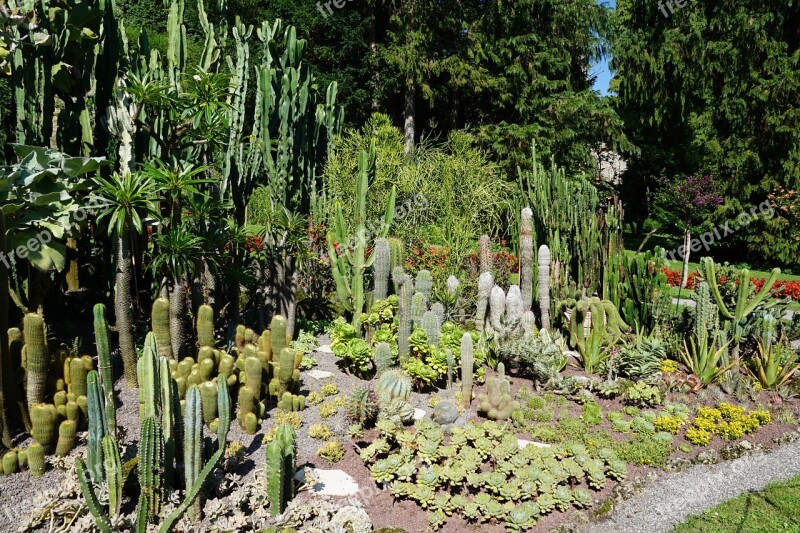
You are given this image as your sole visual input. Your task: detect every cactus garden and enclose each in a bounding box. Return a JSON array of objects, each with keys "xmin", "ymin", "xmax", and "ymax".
[{"xmin": 1, "ymin": 1, "xmax": 800, "ymax": 532}]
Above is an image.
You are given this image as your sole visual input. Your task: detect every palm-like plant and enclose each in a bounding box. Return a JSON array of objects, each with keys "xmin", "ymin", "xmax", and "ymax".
[
  {"xmin": 141, "ymin": 159, "xmax": 211, "ymax": 226},
  {"xmin": 152, "ymin": 225, "xmax": 203, "ymax": 358},
  {"xmin": 93, "ymin": 172, "xmax": 160, "ymax": 387}
]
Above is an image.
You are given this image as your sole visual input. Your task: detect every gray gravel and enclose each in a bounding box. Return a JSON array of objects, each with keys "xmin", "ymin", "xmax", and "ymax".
[{"xmin": 588, "ymin": 439, "xmax": 800, "ymax": 533}]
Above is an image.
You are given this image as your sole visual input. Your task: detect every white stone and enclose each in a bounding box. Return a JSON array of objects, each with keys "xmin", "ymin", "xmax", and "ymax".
[
  {"xmin": 295, "ymin": 468, "xmax": 360, "ymax": 496},
  {"xmin": 413, "ymin": 408, "xmax": 426, "ymax": 420},
  {"xmin": 307, "ymin": 370, "xmax": 334, "ymax": 380},
  {"xmin": 517, "ymin": 438, "xmax": 551, "ymax": 449},
  {"xmin": 316, "ymin": 344, "xmax": 334, "ymax": 354}
]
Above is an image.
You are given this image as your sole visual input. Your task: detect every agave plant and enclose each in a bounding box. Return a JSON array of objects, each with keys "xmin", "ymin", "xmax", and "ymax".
[
  {"xmin": 748, "ymin": 337, "xmax": 800, "ymax": 390},
  {"xmin": 680, "ymin": 334, "xmax": 734, "ymax": 386}
]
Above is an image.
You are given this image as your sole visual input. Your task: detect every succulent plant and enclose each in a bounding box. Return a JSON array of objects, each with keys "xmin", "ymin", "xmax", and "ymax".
[{"xmin": 346, "ymin": 386, "xmax": 379, "ymax": 425}]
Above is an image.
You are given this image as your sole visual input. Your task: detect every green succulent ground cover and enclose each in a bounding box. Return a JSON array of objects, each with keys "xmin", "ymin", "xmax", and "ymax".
[{"xmin": 673, "ymin": 474, "xmax": 800, "ymax": 532}]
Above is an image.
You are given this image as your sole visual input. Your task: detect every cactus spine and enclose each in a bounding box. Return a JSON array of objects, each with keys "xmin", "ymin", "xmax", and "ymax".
[
  {"xmin": 538, "ymin": 244, "xmax": 551, "ymax": 331},
  {"xmin": 460, "ymin": 333, "xmax": 474, "ymax": 408},
  {"xmin": 266, "ymin": 424, "xmax": 296, "ymax": 516},
  {"xmin": 520, "ymin": 208, "xmax": 534, "ymax": 310},
  {"xmin": 373, "ymin": 237, "xmax": 391, "ymax": 302},
  {"xmin": 24, "ymin": 313, "xmax": 48, "ymax": 407},
  {"xmin": 152, "ymin": 298, "xmax": 173, "ymax": 359},
  {"xmin": 94, "ymin": 304, "xmax": 116, "ymax": 433},
  {"xmin": 196, "ymin": 304, "xmax": 215, "ymax": 348},
  {"xmin": 270, "ymin": 315, "xmax": 287, "ymax": 358}
]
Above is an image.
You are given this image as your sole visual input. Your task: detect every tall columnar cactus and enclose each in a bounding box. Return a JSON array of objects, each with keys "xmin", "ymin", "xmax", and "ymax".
[
  {"xmin": 94, "ymin": 304, "xmax": 116, "ymax": 433},
  {"xmin": 479, "ymin": 235, "xmax": 492, "ymax": 274},
  {"xmin": 196, "ymin": 304, "xmax": 215, "ymax": 348},
  {"xmin": 137, "ymin": 334, "xmax": 160, "ymax": 421},
  {"xmin": 270, "ymin": 315, "xmax": 288, "ymax": 358},
  {"xmin": 520, "ymin": 208, "xmax": 534, "ymax": 310},
  {"xmin": 24, "ymin": 313, "xmax": 48, "ymax": 407},
  {"xmin": 266, "ymin": 424, "xmax": 296, "ymax": 517},
  {"xmin": 397, "ymin": 277, "xmax": 413, "ymax": 362},
  {"xmin": 421, "ymin": 311, "xmax": 440, "ymax": 347},
  {"xmin": 278, "ymin": 347, "xmax": 298, "ymax": 398},
  {"xmin": 538, "ymin": 245, "xmax": 551, "ymax": 331},
  {"xmin": 460, "ymin": 333, "xmax": 474, "ymax": 408},
  {"xmin": 30, "ymin": 403, "xmax": 57, "ymax": 450},
  {"xmin": 478, "ymin": 363, "xmax": 520, "ymax": 420},
  {"xmin": 138, "ymin": 417, "xmax": 165, "ymax": 525},
  {"xmin": 374, "ymin": 342, "xmax": 394, "ymax": 373},
  {"xmin": 475, "ymin": 272, "xmax": 495, "ymax": 332},
  {"xmin": 694, "ymin": 282, "xmax": 719, "ymax": 346},
  {"xmin": 389, "ymin": 237, "xmax": 404, "ymax": 272},
  {"xmin": 86, "ymin": 371, "xmax": 109, "ymax": 482},
  {"xmin": 411, "ymin": 292, "xmax": 427, "ymax": 326},
  {"xmin": 160, "ymin": 357, "xmax": 179, "ymax": 488},
  {"xmin": 431, "ymin": 302, "xmax": 445, "ymax": 327},
  {"xmin": 702, "ymin": 257, "xmax": 781, "ymax": 362},
  {"xmin": 27, "ymin": 442, "xmax": 45, "ymax": 477},
  {"xmin": 415, "ymin": 270, "xmax": 433, "ymax": 302},
  {"xmin": 55, "ymin": 420, "xmax": 77, "ymax": 456},
  {"xmin": 505, "ymin": 285, "xmax": 524, "ymax": 324},
  {"xmin": 373, "ymin": 238, "xmax": 391, "ymax": 303},
  {"xmin": 152, "ymin": 298, "xmax": 173, "ymax": 359},
  {"xmin": 487, "ymin": 285, "xmax": 506, "ymax": 333},
  {"xmin": 328, "ymin": 142, "xmax": 396, "ymax": 328},
  {"xmin": 184, "ymin": 385, "xmax": 203, "ymax": 520}
]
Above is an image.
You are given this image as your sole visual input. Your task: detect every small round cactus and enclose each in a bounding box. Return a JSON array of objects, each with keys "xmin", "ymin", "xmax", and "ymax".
[{"xmin": 346, "ymin": 386, "xmax": 379, "ymax": 425}]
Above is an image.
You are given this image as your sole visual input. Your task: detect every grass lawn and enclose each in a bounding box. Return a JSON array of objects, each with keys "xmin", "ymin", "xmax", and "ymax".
[{"xmin": 673, "ymin": 474, "xmax": 800, "ymax": 532}]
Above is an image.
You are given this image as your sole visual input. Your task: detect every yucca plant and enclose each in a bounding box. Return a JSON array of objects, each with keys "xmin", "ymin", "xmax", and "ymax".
[
  {"xmin": 749, "ymin": 337, "xmax": 800, "ymax": 390},
  {"xmin": 681, "ymin": 335, "xmax": 734, "ymax": 386}
]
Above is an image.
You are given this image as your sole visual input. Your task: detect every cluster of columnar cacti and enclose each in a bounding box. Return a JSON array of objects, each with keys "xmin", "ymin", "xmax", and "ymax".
[
  {"xmin": 558, "ymin": 296, "xmax": 630, "ymax": 355},
  {"xmin": 266, "ymin": 424, "xmax": 297, "ymax": 516},
  {"xmin": 328, "ymin": 142, "xmax": 396, "ymax": 329},
  {"xmin": 477, "ymin": 363, "xmax": 520, "ymax": 420}
]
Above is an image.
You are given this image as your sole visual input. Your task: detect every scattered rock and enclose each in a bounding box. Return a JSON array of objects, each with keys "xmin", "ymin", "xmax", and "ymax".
[
  {"xmin": 316, "ymin": 344, "xmax": 334, "ymax": 354},
  {"xmin": 296, "ymin": 468, "xmax": 360, "ymax": 496},
  {"xmin": 330, "ymin": 506, "xmax": 372, "ymax": 533},
  {"xmin": 307, "ymin": 369, "xmax": 334, "ymax": 380},
  {"xmin": 431, "ymin": 401, "xmax": 459, "ymax": 425},
  {"xmin": 517, "ymin": 438, "xmax": 551, "ymax": 449},
  {"xmin": 412, "ymin": 408, "xmax": 426, "ymax": 420},
  {"xmin": 774, "ymin": 431, "xmax": 800, "ymax": 444},
  {"xmin": 666, "ymin": 457, "xmax": 694, "ymax": 472},
  {"xmin": 695, "ymin": 449, "xmax": 720, "ymax": 465}
]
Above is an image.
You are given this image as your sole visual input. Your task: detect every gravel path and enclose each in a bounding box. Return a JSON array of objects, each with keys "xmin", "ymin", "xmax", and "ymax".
[{"xmin": 588, "ymin": 440, "xmax": 800, "ymax": 533}]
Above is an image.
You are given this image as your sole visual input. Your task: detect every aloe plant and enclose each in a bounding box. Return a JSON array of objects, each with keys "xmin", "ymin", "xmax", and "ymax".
[{"xmin": 749, "ymin": 337, "xmax": 800, "ymax": 390}]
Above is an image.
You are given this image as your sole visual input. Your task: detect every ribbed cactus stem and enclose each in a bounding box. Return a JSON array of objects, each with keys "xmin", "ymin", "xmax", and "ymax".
[
  {"xmin": 76, "ymin": 457, "xmax": 112, "ymax": 532},
  {"xmin": 415, "ymin": 270, "xmax": 433, "ymax": 302},
  {"xmin": 152, "ymin": 298, "xmax": 173, "ymax": 359},
  {"xmin": 475, "ymin": 272, "xmax": 494, "ymax": 332},
  {"xmin": 138, "ymin": 336, "xmax": 160, "ymax": 421},
  {"xmin": 86, "ymin": 371, "xmax": 108, "ymax": 482},
  {"xmin": 24, "ymin": 313, "xmax": 48, "ymax": 407},
  {"xmin": 397, "ymin": 277, "xmax": 413, "ymax": 362},
  {"xmin": 411, "ymin": 292, "xmax": 426, "ymax": 326},
  {"xmin": 479, "ymin": 234, "xmax": 492, "ymax": 274},
  {"xmin": 160, "ymin": 356, "xmax": 178, "ymax": 488},
  {"xmin": 538, "ymin": 245, "xmax": 551, "ymax": 331},
  {"xmin": 138, "ymin": 417, "xmax": 164, "ymax": 522},
  {"xmin": 421, "ymin": 311, "xmax": 440, "ymax": 347},
  {"xmin": 103, "ymin": 435, "xmax": 123, "ymax": 518},
  {"xmin": 196, "ymin": 304, "xmax": 215, "ymax": 348},
  {"xmin": 27, "ymin": 442, "xmax": 45, "ymax": 477},
  {"xmin": 460, "ymin": 333, "xmax": 474, "ymax": 408},
  {"xmin": 373, "ymin": 238, "xmax": 391, "ymax": 302},
  {"xmin": 184, "ymin": 385, "xmax": 202, "ymax": 520},
  {"xmin": 488, "ymin": 285, "xmax": 506, "ymax": 333},
  {"xmin": 388, "ymin": 237, "xmax": 404, "ymax": 272},
  {"xmin": 374, "ymin": 342, "xmax": 394, "ymax": 373},
  {"xmin": 270, "ymin": 315, "xmax": 287, "ymax": 357},
  {"xmin": 30, "ymin": 403, "xmax": 57, "ymax": 450},
  {"xmin": 55, "ymin": 420, "xmax": 77, "ymax": 456},
  {"xmin": 94, "ymin": 304, "xmax": 116, "ymax": 433},
  {"xmin": 278, "ymin": 348, "xmax": 296, "ymax": 398},
  {"xmin": 505, "ymin": 285, "xmax": 524, "ymax": 324},
  {"xmin": 266, "ymin": 424, "xmax": 296, "ymax": 516},
  {"xmin": 520, "ymin": 208, "xmax": 534, "ymax": 310}
]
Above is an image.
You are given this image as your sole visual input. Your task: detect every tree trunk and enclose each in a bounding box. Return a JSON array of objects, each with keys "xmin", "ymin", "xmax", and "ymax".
[
  {"xmin": 65, "ymin": 237, "xmax": 80, "ymax": 291},
  {"xmin": 404, "ymin": 73, "xmax": 415, "ymax": 155},
  {"xmin": 680, "ymin": 227, "xmax": 691, "ymax": 289},
  {"xmin": 0, "ymin": 212, "xmax": 15, "ymax": 447},
  {"xmin": 115, "ymin": 229, "xmax": 138, "ymax": 387},
  {"xmin": 370, "ymin": 0, "xmax": 380, "ymax": 112}
]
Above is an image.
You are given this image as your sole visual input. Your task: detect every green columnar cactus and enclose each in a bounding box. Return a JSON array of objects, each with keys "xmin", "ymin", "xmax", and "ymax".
[
  {"xmin": 76, "ymin": 457, "xmax": 112, "ymax": 533},
  {"xmin": 346, "ymin": 386, "xmax": 379, "ymax": 425},
  {"xmin": 398, "ymin": 277, "xmax": 413, "ymax": 362},
  {"xmin": 476, "ymin": 272, "xmax": 495, "ymax": 332},
  {"xmin": 278, "ymin": 347, "xmax": 297, "ymax": 398},
  {"xmin": 138, "ymin": 336, "xmax": 160, "ymax": 421},
  {"xmin": 392, "ymin": 266, "xmax": 406, "ymax": 295},
  {"xmin": 461, "ymin": 333, "xmax": 474, "ymax": 408},
  {"xmin": 103, "ymin": 435, "xmax": 123, "ymax": 518},
  {"xmin": 244, "ymin": 356, "xmax": 263, "ymax": 400},
  {"xmin": 389, "ymin": 237, "xmax": 404, "ymax": 272},
  {"xmin": 520, "ymin": 208, "xmax": 534, "ymax": 311},
  {"xmin": 69, "ymin": 357, "xmax": 89, "ymax": 397},
  {"xmin": 702, "ymin": 257, "xmax": 781, "ymax": 361},
  {"xmin": 488, "ymin": 285, "xmax": 506, "ymax": 333},
  {"xmin": 411, "ymin": 292, "xmax": 427, "ymax": 326},
  {"xmin": 266, "ymin": 423, "xmax": 296, "ymax": 516},
  {"xmin": 197, "ymin": 304, "xmax": 215, "ymax": 348},
  {"xmin": 24, "ymin": 313, "xmax": 48, "ymax": 407},
  {"xmin": 479, "ymin": 235, "xmax": 492, "ymax": 274},
  {"xmin": 160, "ymin": 357, "xmax": 179, "ymax": 488},
  {"xmin": 199, "ymin": 381, "xmax": 218, "ymax": 425},
  {"xmin": 86, "ymin": 371, "xmax": 109, "ymax": 482},
  {"xmin": 694, "ymin": 282, "xmax": 719, "ymax": 346},
  {"xmin": 421, "ymin": 311, "xmax": 440, "ymax": 347},
  {"xmin": 278, "ymin": 392, "xmax": 306, "ymax": 412},
  {"xmin": 538, "ymin": 245, "xmax": 551, "ymax": 331},
  {"xmin": 328, "ymin": 142, "xmax": 396, "ymax": 328},
  {"xmin": 27, "ymin": 442, "xmax": 45, "ymax": 477},
  {"xmin": 55, "ymin": 420, "xmax": 77, "ymax": 456},
  {"xmin": 138, "ymin": 417, "xmax": 164, "ymax": 524},
  {"xmin": 374, "ymin": 342, "xmax": 394, "ymax": 373},
  {"xmin": 30, "ymin": 403, "xmax": 57, "ymax": 450},
  {"xmin": 271, "ymin": 315, "xmax": 287, "ymax": 357},
  {"xmin": 93, "ymin": 304, "xmax": 116, "ymax": 433},
  {"xmin": 152, "ymin": 298, "xmax": 174, "ymax": 359},
  {"xmin": 184, "ymin": 385, "xmax": 202, "ymax": 520},
  {"xmin": 478, "ymin": 363, "xmax": 520, "ymax": 420},
  {"xmin": 373, "ymin": 238, "xmax": 391, "ymax": 302},
  {"xmin": 415, "ymin": 270, "xmax": 433, "ymax": 302}
]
